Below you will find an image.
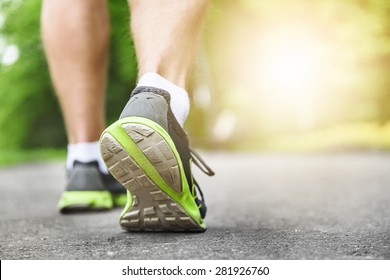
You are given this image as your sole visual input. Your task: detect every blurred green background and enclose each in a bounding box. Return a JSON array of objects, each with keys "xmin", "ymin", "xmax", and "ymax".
[{"xmin": 1, "ymin": 0, "xmax": 390, "ymax": 166}]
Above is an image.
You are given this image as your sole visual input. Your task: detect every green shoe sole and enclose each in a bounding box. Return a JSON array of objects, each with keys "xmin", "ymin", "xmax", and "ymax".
[
  {"xmin": 58, "ymin": 190, "xmax": 113, "ymax": 214},
  {"xmin": 112, "ymin": 192, "xmax": 128, "ymax": 207},
  {"xmin": 100, "ymin": 116, "xmax": 206, "ymax": 231}
]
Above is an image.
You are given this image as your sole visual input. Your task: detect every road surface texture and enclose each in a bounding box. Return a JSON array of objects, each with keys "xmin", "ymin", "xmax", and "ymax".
[{"xmin": 0, "ymin": 152, "xmax": 389, "ymax": 259}]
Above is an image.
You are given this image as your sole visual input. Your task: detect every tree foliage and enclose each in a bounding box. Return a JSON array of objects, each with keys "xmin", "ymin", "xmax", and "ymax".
[
  {"xmin": 2, "ymin": 0, "xmax": 390, "ymax": 151},
  {"xmin": 0, "ymin": 0, "xmax": 136, "ymax": 149}
]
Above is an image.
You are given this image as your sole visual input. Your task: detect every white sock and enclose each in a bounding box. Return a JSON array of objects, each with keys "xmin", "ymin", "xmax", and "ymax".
[
  {"xmin": 66, "ymin": 141, "xmax": 108, "ymax": 174},
  {"xmin": 137, "ymin": 72, "xmax": 190, "ymax": 127}
]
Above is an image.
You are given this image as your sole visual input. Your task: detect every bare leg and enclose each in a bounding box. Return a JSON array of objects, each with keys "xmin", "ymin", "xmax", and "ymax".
[
  {"xmin": 41, "ymin": 0, "xmax": 109, "ymax": 144},
  {"xmin": 129, "ymin": 0, "xmax": 209, "ymax": 88}
]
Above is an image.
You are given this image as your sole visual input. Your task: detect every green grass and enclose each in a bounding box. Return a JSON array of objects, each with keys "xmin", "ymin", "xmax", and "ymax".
[{"xmin": 0, "ymin": 148, "xmax": 66, "ymax": 167}]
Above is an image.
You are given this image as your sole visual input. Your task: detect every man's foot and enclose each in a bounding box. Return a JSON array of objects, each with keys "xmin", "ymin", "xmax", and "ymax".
[
  {"xmin": 58, "ymin": 161, "xmax": 127, "ymax": 213},
  {"xmin": 100, "ymin": 87, "xmax": 214, "ymax": 231}
]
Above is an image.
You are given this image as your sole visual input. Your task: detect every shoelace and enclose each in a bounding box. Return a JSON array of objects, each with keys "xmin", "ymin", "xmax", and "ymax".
[
  {"xmin": 189, "ymin": 148, "xmax": 215, "ymax": 205},
  {"xmin": 190, "ymin": 148, "xmax": 215, "ymax": 176}
]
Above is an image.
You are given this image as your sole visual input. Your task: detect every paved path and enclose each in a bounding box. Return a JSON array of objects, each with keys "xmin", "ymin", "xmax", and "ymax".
[{"xmin": 0, "ymin": 153, "xmax": 389, "ymax": 259}]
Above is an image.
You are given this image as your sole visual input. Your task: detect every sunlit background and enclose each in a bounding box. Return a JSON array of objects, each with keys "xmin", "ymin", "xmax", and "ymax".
[
  {"xmin": 189, "ymin": 0, "xmax": 390, "ymax": 150},
  {"xmin": 1, "ymin": 0, "xmax": 390, "ymax": 164}
]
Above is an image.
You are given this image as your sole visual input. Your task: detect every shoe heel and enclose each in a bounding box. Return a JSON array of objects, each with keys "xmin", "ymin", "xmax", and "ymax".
[{"xmin": 100, "ymin": 119, "xmax": 205, "ymax": 231}]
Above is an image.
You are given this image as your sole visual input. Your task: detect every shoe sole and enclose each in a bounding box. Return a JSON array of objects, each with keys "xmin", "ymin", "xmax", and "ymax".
[
  {"xmin": 58, "ymin": 190, "xmax": 113, "ymax": 214},
  {"xmin": 100, "ymin": 116, "xmax": 206, "ymax": 232},
  {"xmin": 112, "ymin": 193, "xmax": 128, "ymax": 207}
]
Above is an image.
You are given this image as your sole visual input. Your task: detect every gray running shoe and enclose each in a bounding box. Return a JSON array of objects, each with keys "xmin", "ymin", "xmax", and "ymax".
[
  {"xmin": 58, "ymin": 161, "xmax": 127, "ymax": 213},
  {"xmin": 100, "ymin": 87, "xmax": 214, "ymax": 231}
]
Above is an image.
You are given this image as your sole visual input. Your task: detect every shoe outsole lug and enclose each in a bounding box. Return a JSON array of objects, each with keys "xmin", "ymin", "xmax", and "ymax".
[
  {"xmin": 122, "ymin": 124, "xmax": 182, "ymax": 193},
  {"xmin": 100, "ymin": 124, "xmax": 204, "ymax": 232}
]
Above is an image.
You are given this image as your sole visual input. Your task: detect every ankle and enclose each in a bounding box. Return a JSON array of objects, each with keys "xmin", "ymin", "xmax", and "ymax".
[
  {"xmin": 136, "ymin": 73, "xmax": 190, "ymax": 126},
  {"xmin": 67, "ymin": 141, "xmax": 108, "ymax": 174}
]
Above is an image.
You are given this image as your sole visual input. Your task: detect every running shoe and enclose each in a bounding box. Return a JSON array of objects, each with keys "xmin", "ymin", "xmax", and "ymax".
[
  {"xmin": 100, "ymin": 86, "xmax": 214, "ymax": 231},
  {"xmin": 58, "ymin": 160, "xmax": 127, "ymax": 213}
]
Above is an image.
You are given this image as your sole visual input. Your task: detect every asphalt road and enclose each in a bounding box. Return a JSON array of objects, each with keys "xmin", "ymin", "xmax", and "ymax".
[{"xmin": 0, "ymin": 152, "xmax": 389, "ymax": 259}]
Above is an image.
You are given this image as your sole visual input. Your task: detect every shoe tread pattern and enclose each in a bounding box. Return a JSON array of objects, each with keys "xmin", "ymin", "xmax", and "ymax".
[
  {"xmin": 122, "ymin": 124, "xmax": 182, "ymax": 193},
  {"xmin": 100, "ymin": 126, "xmax": 201, "ymax": 232}
]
